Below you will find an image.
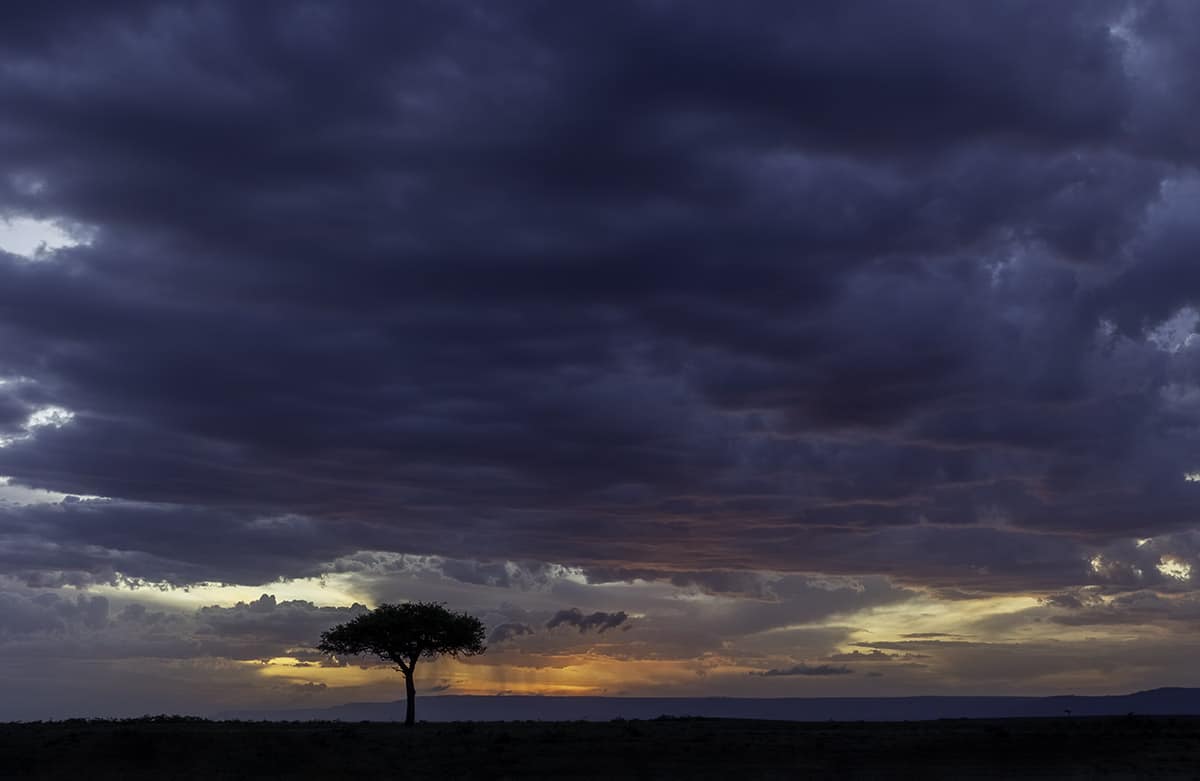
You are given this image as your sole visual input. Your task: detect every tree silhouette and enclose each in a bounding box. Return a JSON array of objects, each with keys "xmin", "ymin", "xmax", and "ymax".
[{"xmin": 318, "ymin": 602, "xmax": 485, "ymax": 726}]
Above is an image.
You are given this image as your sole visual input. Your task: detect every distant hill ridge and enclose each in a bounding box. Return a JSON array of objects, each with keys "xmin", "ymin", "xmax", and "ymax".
[{"xmin": 219, "ymin": 687, "xmax": 1200, "ymax": 722}]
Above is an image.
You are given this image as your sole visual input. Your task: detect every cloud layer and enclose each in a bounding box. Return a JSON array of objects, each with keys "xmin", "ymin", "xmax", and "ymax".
[{"xmin": 1, "ymin": 0, "xmax": 1200, "ymax": 714}]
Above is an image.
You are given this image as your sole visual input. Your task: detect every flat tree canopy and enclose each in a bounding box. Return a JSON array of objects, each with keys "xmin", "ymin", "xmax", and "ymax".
[{"xmin": 319, "ymin": 602, "xmax": 485, "ymax": 726}]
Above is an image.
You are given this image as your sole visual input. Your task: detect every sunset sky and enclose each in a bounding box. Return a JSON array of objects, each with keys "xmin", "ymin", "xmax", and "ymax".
[{"xmin": 3, "ymin": 1, "xmax": 1200, "ymax": 719}]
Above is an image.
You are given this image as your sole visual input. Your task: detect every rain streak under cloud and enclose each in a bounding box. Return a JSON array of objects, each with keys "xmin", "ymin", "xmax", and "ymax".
[{"xmin": 2, "ymin": 0, "xmax": 1200, "ymax": 718}]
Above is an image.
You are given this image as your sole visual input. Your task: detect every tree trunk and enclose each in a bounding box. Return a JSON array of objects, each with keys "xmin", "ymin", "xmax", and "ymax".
[{"xmin": 404, "ymin": 670, "xmax": 416, "ymax": 727}]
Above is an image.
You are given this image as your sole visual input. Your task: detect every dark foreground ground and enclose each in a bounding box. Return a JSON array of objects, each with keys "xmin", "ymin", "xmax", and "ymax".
[{"xmin": 2, "ymin": 716, "xmax": 1199, "ymax": 780}]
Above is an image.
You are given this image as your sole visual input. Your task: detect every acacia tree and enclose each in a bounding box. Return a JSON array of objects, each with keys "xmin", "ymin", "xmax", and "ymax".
[{"xmin": 318, "ymin": 602, "xmax": 486, "ymax": 726}]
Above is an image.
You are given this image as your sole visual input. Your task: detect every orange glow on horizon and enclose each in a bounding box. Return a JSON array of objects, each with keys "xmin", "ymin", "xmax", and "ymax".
[{"xmin": 250, "ymin": 653, "xmax": 755, "ymax": 697}]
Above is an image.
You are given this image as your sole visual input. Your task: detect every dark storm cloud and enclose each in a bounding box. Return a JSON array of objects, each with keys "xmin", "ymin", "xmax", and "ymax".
[
  {"xmin": 1041, "ymin": 592, "xmax": 1099, "ymax": 610},
  {"xmin": 751, "ymin": 664, "xmax": 853, "ymax": 677},
  {"xmin": 0, "ymin": 586, "xmax": 368, "ymax": 663},
  {"xmin": 855, "ymin": 640, "xmax": 984, "ymax": 651},
  {"xmin": 546, "ymin": 609, "xmax": 629, "ymax": 634},
  {"xmin": 0, "ymin": 591, "xmax": 107, "ymax": 636},
  {"xmin": 0, "ymin": 0, "xmax": 1199, "ymax": 594},
  {"xmin": 488, "ymin": 622, "xmax": 534, "ymax": 645},
  {"xmin": 0, "ymin": 500, "xmax": 383, "ymax": 587},
  {"xmin": 1046, "ymin": 590, "xmax": 1200, "ymax": 626},
  {"xmin": 195, "ymin": 594, "xmax": 367, "ymax": 648},
  {"xmin": 826, "ymin": 650, "xmax": 925, "ymax": 663},
  {"xmin": 583, "ymin": 568, "xmax": 797, "ymax": 600},
  {"xmin": 0, "ymin": 394, "xmax": 29, "ymax": 435},
  {"xmin": 0, "ymin": 495, "xmax": 1118, "ymax": 591}
]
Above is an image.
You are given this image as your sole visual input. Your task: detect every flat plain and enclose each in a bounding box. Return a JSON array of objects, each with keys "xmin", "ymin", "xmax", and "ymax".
[{"xmin": 2, "ymin": 715, "xmax": 1198, "ymax": 779}]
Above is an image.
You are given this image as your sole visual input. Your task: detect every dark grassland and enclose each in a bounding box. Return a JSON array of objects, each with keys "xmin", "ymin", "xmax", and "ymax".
[{"xmin": 2, "ymin": 715, "xmax": 1198, "ymax": 779}]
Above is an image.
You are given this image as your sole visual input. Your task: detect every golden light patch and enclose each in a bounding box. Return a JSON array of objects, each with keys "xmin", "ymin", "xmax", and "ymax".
[
  {"xmin": 250, "ymin": 653, "xmax": 750, "ymax": 696},
  {"xmin": 251, "ymin": 658, "xmax": 396, "ymax": 688},
  {"xmin": 848, "ymin": 593, "xmax": 1039, "ymax": 642},
  {"xmin": 1156, "ymin": 556, "xmax": 1192, "ymax": 581},
  {"xmin": 90, "ymin": 573, "xmax": 371, "ymax": 610}
]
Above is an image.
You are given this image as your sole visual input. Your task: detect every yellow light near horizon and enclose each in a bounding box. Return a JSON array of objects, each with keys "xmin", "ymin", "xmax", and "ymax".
[
  {"xmin": 846, "ymin": 592, "xmax": 1040, "ymax": 643},
  {"xmin": 250, "ymin": 658, "xmax": 396, "ymax": 689},
  {"xmin": 252, "ymin": 653, "xmax": 750, "ymax": 697},
  {"xmin": 89, "ymin": 573, "xmax": 371, "ymax": 610}
]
